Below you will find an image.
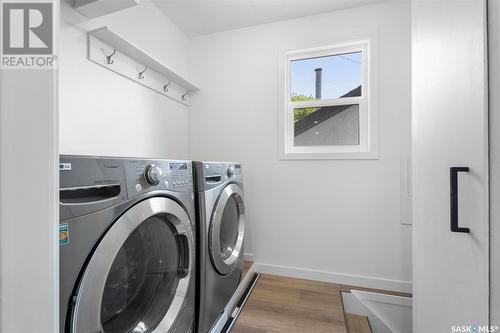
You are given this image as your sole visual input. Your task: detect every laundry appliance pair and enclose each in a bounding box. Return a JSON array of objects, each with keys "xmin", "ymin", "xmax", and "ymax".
[{"xmin": 59, "ymin": 156, "xmax": 246, "ymax": 333}]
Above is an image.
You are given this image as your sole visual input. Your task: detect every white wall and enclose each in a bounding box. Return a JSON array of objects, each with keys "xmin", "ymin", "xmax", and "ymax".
[
  {"xmin": 189, "ymin": 2, "xmax": 412, "ymax": 291},
  {"xmin": 0, "ymin": 72, "xmax": 59, "ymax": 333},
  {"xmin": 488, "ymin": 0, "xmax": 500, "ymax": 326},
  {"xmin": 60, "ymin": 0, "xmax": 191, "ymax": 158},
  {"xmin": 0, "ymin": 3, "xmax": 59, "ymax": 331}
]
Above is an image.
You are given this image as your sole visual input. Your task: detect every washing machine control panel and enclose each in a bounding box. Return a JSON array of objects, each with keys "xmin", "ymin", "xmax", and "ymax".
[
  {"xmin": 144, "ymin": 164, "xmax": 163, "ymax": 185},
  {"xmin": 125, "ymin": 159, "xmax": 193, "ymax": 197}
]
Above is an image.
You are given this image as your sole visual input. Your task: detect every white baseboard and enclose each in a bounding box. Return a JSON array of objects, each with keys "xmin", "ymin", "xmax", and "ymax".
[
  {"xmin": 243, "ymin": 253, "xmax": 254, "ymax": 262},
  {"xmin": 253, "ymin": 262, "xmax": 412, "ymax": 294}
]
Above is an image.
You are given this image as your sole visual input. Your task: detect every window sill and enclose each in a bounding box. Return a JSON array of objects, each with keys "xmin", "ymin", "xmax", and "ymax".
[{"xmin": 279, "ymin": 150, "xmax": 379, "ymax": 160}]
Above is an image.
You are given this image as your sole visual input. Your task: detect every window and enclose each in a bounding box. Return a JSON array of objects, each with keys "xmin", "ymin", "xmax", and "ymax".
[{"xmin": 280, "ymin": 40, "xmax": 378, "ymax": 159}]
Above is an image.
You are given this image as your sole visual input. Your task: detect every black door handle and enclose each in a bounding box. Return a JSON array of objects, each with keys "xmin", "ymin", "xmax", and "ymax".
[{"xmin": 450, "ymin": 167, "xmax": 470, "ymax": 233}]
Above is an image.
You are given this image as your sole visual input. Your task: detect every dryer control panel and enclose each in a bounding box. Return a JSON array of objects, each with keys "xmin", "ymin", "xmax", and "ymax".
[
  {"xmin": 193, "ymin": 161, "xmax": 243, "ymax": 192},
  {"xmin": 125, "ymin": 159, "xmax": 193, "ymax": 197}
]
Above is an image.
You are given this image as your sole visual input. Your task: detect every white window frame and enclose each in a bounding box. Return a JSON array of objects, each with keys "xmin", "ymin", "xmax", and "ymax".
[{"xmin": 279, "ymin": 40, "xmax": 378, "ymax": 160}]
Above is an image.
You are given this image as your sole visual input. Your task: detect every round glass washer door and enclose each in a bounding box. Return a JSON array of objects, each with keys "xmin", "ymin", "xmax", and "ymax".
[
  {"xmin": 71, "ymin": 197, "xmax": 194, "ymax": 333},
  {"xmin": 209, "ymin": 183, "xmax": 245, "ymax": 275}
]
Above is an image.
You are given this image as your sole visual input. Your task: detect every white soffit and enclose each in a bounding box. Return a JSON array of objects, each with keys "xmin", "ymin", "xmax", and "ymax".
[{"xmin": 152, "ymin": 0, "xmax": 387, "ymax": 37}]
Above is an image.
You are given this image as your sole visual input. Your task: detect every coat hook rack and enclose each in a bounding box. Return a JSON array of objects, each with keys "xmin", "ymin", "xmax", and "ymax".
[
  {"xmin": 163, "ymin": 80, "xmax": 171, "ymax": 92},
  {"xmin": 137, "ymin": 66, "xmax": 147, "ymax": 80},
  {"xmin": 104, "ymin": 48, "xmax": 117, "ymax": 64},
  {"xmin": 89, "ymin": 27, "xmax": 199, "ymax": 105}
]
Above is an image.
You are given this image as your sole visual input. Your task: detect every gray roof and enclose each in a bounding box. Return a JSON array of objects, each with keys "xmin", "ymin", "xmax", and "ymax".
[{"xmin": 294, "ymin": 85, "xmax": 361, "ymax": 137}]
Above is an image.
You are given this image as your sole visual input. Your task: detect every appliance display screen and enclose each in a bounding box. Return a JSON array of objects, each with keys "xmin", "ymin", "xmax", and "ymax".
[{"xmin": 170, "ymin": 163, "xmax": 188, "ymax": 170}]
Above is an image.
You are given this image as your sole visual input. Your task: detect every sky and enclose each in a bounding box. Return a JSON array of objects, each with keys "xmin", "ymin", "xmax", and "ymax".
[{"xmin": 290, "ymin": 51, "xmax": 362, "ymax": 100}]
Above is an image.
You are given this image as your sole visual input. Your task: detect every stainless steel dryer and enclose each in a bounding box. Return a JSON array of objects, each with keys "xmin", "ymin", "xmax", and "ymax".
[
  {"xmin": 59, "ymin": 156, "xmax": 196, "ymax": 333},
  {"xmin": 193, "ymin": 162, "xmax": 246, "ymax": 333}
]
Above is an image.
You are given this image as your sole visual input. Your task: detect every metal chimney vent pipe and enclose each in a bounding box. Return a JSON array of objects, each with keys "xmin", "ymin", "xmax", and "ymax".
[{"xmin": 314, "ymin": 68, "xmax": 322, "ymax": 99}]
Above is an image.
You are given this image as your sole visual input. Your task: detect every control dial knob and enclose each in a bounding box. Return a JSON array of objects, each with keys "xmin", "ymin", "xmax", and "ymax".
[
  {"xmin": 226, "ymin": 165, "xmax": 235, "ymax": 178},
  {"xmin": 144, "ymin": 164, "xmax": 163, "ymax": 185}
]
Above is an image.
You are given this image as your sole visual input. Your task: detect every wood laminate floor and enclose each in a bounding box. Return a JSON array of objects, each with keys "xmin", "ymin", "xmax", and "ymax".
[
  {"xmin": 232, "ymin": 274, "xmax": 348, "ymax": 333},
  {"xmin": 231, "ymin": 274, "xmax": 410, "ymax": 333},
  {"xmin": 345, "ymin": 314, "xmax": 372, "ymax": 333}
]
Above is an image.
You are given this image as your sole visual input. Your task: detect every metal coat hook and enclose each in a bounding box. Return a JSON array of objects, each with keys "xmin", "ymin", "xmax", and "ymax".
[
  {"xmin": 182, "ymin": 90, "xmax": 189, "ymax": 101},
  {"xmin": 163, "ymin": 80, "xmax": 171, "ymax": 92},
  {"xmin": 137, "ymin": 66, "xmax": 147, "ymax": 80},
  {"xmin": 104, "ymin": 48, "xmax": 117, "ymax": 64}
]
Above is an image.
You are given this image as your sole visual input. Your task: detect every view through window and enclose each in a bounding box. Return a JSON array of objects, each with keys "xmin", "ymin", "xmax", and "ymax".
[{"xmin": 282, "ymin": 41, "xmax": 371, "ymax": 158}]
